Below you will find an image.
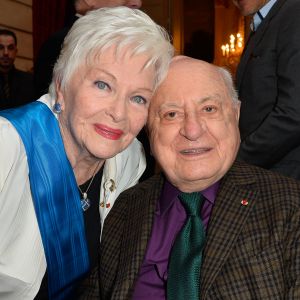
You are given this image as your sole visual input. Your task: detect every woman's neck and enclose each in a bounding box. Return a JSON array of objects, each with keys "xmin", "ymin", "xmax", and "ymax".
[
  {"xmin": 58, "ymin": 118, "xmax": 104, "ymax": 185},
  {"xmin": 73, "ymin": 158, "xmax": 104, "ymax": 185}
]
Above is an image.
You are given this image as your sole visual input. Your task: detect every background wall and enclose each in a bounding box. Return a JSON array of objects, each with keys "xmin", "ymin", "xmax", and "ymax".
[
  {"xmin": 142, "ymin": 0, "xmax": 170, "ymax": 32},
  {"xmin": 183, "ymin": 0, "xmax": 214, "ymax": 62},
  {"xmin": 0, "ymin": 0, "xmax": 244, "ymax": 75},
  {"xmin": 0, "ymin": 0, "xmax": 33, "ymax": 72}
]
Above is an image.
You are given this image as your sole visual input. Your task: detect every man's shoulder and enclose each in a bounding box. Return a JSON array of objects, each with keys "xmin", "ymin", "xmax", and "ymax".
[
  {"xmin": 224, "ymin": 161, "xmax": 300, "ymax": 207},
  {"xmin": 284, "ymin": 0, "xmax": 300, "ymax": 9},
  {"xmin": 13, "ymin": 68, "xmax": 33, "ymax": 79},
  {"xmin": 114, "ymin": 174, "xmax": 164, "ymax": 210},
  {"xmin": 228, "ymin": 160, "xmax": 300, "ymax": 185},
  {"xmin": 264, "ymin": 0, "xmax": 300, "ymax": 25},
  {"xmin": 125, "ymin": 173, "xmax": 163, "ymax": 195},
  {"xmin": 233, "ymin": 159, "xmax": 299, "ymax": 178},
  {"xmin": 45, "ymin": 26, "xmax": 71, "ymax": 44},
  {"xmin": 37, "ymin": 26, "xmax": 72, "ymax": 60},
  {"xmin": 277, "ymin": 0, "xmax": 300, "ymax": 17},
  {"xmin": 10, "ymin": 69, "xmax": 33, "ymax": 91},
  {"xmin": 104, "ymin": 174, "xmax": 163, "ymax": 238}
]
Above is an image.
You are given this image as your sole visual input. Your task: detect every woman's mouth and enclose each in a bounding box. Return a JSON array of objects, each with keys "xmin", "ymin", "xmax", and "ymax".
[{"xmin": 94, "ymin": 124, "xmax": 124, "ymax": 140}]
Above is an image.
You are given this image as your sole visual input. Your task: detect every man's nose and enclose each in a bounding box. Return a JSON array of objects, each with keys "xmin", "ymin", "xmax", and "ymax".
[{"xmin": 180, "ymin": 113, "xmax": 206, "ymax": 141}]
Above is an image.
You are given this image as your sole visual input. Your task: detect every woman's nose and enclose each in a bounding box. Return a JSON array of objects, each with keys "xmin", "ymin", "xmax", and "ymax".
[
  {"xmin": 107, "ymin": 97, "xmax": 127, "ymax": 122},
  {"xmin": 126, "ymin": 0, "xmax": 142, "ymax": 9}
]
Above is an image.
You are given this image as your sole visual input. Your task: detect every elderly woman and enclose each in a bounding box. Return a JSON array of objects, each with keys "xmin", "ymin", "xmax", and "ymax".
[{"xmin": 0, "ymin": 7, "xmax": 173, "ymax": 299}]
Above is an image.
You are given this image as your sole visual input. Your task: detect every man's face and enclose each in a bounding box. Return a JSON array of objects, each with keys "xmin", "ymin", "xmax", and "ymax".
[
  {"xmin": 147, "ymin": 57, "xmax": 240, "ymax": 192},
  {"xmin": 0, "ymin": 35, "xmax": 17, "ymax": 72},
  {"xmin": 90, "ymin": 0, "xmax": 142, "ymax": 9},
  {"xmin": 232, "ymin": 0, "xmax": 269, "ymax": 16}
]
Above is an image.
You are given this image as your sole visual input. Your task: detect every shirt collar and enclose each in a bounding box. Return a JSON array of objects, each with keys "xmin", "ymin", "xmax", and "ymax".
[
  {"xmin": 253, "ymin": 0, "xmax": 277, "ymax": 30},
  {"xmin": 158, "ymin": 178, "xmax": 220, "ymax": 215}
]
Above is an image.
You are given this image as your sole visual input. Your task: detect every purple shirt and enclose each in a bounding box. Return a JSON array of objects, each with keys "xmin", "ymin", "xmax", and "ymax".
[{"xmin": 132, "ymin": 180, "xmax": 219, "ymax": 299}]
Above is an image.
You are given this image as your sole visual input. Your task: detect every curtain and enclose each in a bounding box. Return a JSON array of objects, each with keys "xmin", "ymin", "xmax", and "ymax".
[{"xmin": 32, "ymin": 0, "xmax": 71, "ymax": 61}]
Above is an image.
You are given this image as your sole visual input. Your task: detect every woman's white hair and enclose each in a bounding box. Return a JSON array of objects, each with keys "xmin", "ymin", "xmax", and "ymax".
[{"xmin": 49, "ymin": 6, "xmax": 174, "ymax": 98}]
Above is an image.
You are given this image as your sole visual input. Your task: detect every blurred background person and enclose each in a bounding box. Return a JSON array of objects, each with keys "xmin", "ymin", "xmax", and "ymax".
[
  {"xmin": 0, "ymin": 7, "xmax": 173, "ymax": 299},
  {"xmin": 34, "ymin": 0, "xmax": 142, "ymax": 99},
  {"xmin": 233, "ymin": 0, "xmax": 300, "ymax": 180},
  {"xmin": 0, "ymin": 29, "xmax": 34, "ymax": 110}
]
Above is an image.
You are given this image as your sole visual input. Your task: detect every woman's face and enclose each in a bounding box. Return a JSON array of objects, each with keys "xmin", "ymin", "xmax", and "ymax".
[{"xmin": 57, "ymin": 46, "xmax": 155, "ymax": 163}]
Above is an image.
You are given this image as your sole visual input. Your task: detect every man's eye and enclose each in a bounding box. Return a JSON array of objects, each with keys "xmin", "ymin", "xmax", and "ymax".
[
  {"xmin": 95, "ymin": 81, "xmax": 109, "ymax": 90},
  {"xmin": 7, "ymin": 45, "xmax": 16, "ymax": 51},
  {"xmin": 132, "ymin": 95, "xmax": 146, "ymax": 105},
  {"xmin": 203, "ymin": 106, "xmax": 217, "ymax": 113},
  {"xmin": 164, "ymin": 111, "xmax": 177, "ymax": 119}
]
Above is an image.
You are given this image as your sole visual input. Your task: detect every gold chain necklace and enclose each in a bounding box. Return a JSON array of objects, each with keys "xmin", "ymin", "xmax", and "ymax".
[{"xmin": 78, "ymin": 161, "xmax": 101, "ymax": 211}]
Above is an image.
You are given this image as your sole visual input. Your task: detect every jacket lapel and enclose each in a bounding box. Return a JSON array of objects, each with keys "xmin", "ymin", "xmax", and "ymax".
[
  {"xmin": 99, "ymin": 185, "xmax": 128, "ymax": 299},
  {"xmin": 236, "ymin": 0, "xmax": 285, "ymax": 89},
  {"xmin": 111, "ymin": 174, "xmax": 164, "ymax": 299},
  {"xmin": 201, "ymin": 162, "xmax": 258, "ymax": 298}
]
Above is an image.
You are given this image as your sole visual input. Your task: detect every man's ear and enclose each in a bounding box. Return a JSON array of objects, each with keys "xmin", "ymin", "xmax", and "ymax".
[
  {"xmin": 144, "ymin": 123, "xmax": 149, "ymax": 137},
  {"xmin": 235, "ymin": 99, "xmax": 241, "ymax": 121}
]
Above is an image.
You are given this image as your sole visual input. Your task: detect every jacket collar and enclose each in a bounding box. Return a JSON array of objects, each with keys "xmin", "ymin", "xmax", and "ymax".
[{"xmin": 236, "ymin": 0, "xmax": 286, "ymax": 89}]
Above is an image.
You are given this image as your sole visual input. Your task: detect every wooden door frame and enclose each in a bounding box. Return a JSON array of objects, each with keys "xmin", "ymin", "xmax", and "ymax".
[{"xmin": 170, "ymin": 0, "xmax": 184, "ymax": 54}]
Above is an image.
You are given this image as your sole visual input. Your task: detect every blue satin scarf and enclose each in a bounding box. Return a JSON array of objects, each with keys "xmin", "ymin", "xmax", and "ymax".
[{"xmin": 0, "ymin": 102, "xmax": 89, "ymax": 299}]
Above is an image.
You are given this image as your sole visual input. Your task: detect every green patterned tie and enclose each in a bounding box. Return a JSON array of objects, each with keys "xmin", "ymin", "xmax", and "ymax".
[{"xmin": 167, "ymin": 192, "xmax": 206, "ymax": 300}]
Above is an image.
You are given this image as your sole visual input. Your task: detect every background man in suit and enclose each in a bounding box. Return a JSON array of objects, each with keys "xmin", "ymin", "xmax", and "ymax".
[
  {"xmin": 233, "ymin": 0, "xmax": 300, "ymax": 180},
  {"xmin": 99, "ymin": 56, "xmax": 300, "ymax": 299},
  {"xmin": 0, "ymin": 29, "xmax": 33, "ymax": 110},
  {"xmin": 34, "ymin": 0, "xmax": 142, "ymax": 98}
]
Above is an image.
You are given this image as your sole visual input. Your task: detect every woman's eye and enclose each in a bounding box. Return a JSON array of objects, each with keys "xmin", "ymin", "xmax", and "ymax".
[
  {"xmin": 132, "ymin": 95, "xmax": 146, "ymax": 105},
  {"xmin": 95, "ymin": 81, "xmax": 109, "ymax": 90}
]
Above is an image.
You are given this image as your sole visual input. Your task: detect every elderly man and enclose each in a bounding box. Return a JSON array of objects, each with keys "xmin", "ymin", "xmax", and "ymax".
[{"xmin": 99, "ymin": 56, "xmax": 300, "ymax": 299}]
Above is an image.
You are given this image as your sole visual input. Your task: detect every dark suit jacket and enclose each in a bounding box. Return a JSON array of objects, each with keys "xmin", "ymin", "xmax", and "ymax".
[
  {"xmin": 99, "ymin": 161, "xmax": 300, "ymax": 299},
  {"xmin": 236, "ymin": 0, "xmax": 300, "ymax": 180},
  {"xmin": 0, "ymin": 67, "xmax": 34, "ymax": 110},
  {"xmin": 34, "ymin": 16, "xmax": 78, "ymax": 98}
]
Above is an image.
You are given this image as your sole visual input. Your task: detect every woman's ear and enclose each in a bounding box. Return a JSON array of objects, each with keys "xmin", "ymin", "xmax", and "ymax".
[{"xmin": 55, "ymin": 80, "xmax": 65, "ymax": 110}]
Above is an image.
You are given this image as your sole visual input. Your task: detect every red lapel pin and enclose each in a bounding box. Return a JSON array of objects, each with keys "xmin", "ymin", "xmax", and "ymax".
[{"xmin": 241, "ymin": 199, "xmax": 249, "ymax": 206}]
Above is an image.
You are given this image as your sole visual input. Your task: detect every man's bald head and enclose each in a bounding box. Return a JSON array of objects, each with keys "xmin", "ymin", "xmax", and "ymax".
[{"xmin": 147, "ymin": 56, "xmax": 241, "ymax": 192}]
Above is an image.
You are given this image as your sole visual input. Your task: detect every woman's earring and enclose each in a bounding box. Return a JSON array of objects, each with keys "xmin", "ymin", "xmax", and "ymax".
[{"xmin": 53, "ymin": 102, "xmax": 62, "ymax": 114}]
